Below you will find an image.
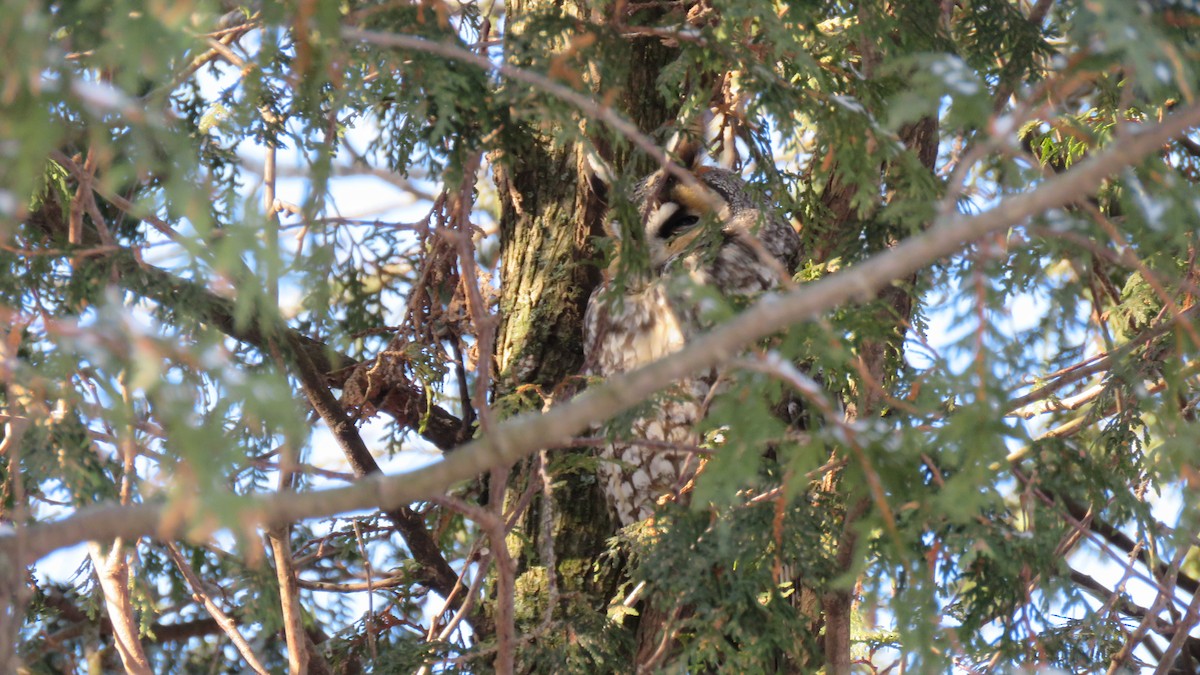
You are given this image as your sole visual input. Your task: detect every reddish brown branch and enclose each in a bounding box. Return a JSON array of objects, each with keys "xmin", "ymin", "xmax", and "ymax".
[{"xmin": 286, "ymin": 333, "xmax": 487, "ymax": 633}]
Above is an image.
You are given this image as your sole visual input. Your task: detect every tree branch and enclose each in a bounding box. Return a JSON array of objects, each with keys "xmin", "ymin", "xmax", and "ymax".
[
  {"xmin": 165, "ymin": 542, "xmax": 271, "ymax": 675},
  {"xmin": 286, "ymin": 331, "xmax": 482, "ymax": 633},
  {"xmin": 41, "ymin": 151, "xmax": 468, "ymax": 452},
  {"xmin": 6, "ymin": 100, "xmax": 1199, "ymax": 569},
  {"xmin": 27, "ymin": 159, "xmax": 477, "ymax": 627},
  {"xmin": 341, "ymin": 27, "xmax": 713, "ymax": 193},
  {"xmin": 87, "ymin": 541, "xmax": 152, "ymax": 675},
  {"xmin": 1059, "ymin": 494, "xmax": 1199, "ymax": 597},
  {"xmin": 111, "ymin": 250, "xmax": 467, "ymax": 451},
  {"xmin": 1004, "ymin": 304, "xmax": 1198, "ymax": 417}
]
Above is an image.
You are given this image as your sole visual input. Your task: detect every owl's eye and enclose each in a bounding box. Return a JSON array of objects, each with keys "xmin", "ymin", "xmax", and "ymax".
[{"xmin": 656, "ymin": 210, "xmax": 700, "ymax": 240}]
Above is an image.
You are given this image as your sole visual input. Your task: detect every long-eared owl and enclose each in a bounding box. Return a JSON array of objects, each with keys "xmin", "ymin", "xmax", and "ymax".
[{"xmin": 583, "ymin": 160, "xmax": 801, "ymax": 525}]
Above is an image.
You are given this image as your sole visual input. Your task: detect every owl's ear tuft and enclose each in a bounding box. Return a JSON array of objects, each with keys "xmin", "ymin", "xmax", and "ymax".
[
  {"xmin": 666, "ymin": 112, "xmax": 720, "ymax": 171},
  {"xmin": 665, "ymin": 132, "xmax": 703, "ymax": 171},
  {"xmin": 583, "ymin": 147, "xmax": 613, "ymax": 209}
]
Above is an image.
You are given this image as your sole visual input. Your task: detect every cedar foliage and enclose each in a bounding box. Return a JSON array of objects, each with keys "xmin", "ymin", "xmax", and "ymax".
[{"xmin": 2, "ymin": 0, "xmax": 1200, "ymax": 672}]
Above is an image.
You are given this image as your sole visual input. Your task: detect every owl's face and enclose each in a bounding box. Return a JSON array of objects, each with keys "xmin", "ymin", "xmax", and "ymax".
[{"xmin": 629, "ymin": 166, "xmax": 800, "ymax": 295}]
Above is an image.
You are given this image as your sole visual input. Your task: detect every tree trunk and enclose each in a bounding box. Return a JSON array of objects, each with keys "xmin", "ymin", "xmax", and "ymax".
[{"xmin": 490, "ymin": 3, "xmax": 679, "ymax": 668}]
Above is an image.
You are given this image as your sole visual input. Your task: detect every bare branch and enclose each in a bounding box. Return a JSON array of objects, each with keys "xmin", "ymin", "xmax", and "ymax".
[
  {"xmin": 165, "ymin": 543, "xmax": 271, "ymax": 675},
  {"xmin": 88, "ymin": 541, "xmax": 152, "ymax": 675},
  {"xmin": 286, "ymin": 331, "xmax": 477, "ymax": 631},
  {"xmin": 1156, "ymin": 588, "xmax": 1200, "ymax": 675}
]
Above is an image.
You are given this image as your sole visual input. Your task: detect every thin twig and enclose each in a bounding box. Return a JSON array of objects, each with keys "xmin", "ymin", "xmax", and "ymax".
[
  {"xmin": 1106, "ymin": 541, "xmax": 1192, "ymax": 673},
  {"xmin": 48, "ymin": 150, "xmax": 182, "ymax": 242},
  {"xmin": 165, "ymin": 543, "xmax": 271, "ymax": 675},
  {"xmin": 736, "ymin": 353, "xmax": 903, "ymax": 549},
  {"xmin": 1154, "ymin": 582, "xmax": 1200, "ymax": 675},
  {"xmin": 535, "ymin": 450, "xmax": 559, "ymax": 634},
  {"xmin": 152, "ymin": 20, "xmax": 259, "ymax": 97}
]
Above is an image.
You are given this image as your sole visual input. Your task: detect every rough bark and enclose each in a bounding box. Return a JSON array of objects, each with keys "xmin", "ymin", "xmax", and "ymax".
[{"xmin": 491, "ymin": 127, "xmax": 620, "ymax": 627}]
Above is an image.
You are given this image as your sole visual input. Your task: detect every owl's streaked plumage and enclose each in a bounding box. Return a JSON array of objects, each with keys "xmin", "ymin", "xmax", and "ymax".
[{"xmin": 583, "ymin": 165, "xmax": 801, "ymax": 525}]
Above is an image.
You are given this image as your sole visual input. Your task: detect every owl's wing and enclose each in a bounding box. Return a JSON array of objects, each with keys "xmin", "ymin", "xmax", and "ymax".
[{"xmin": 581, "ymin": 282, "xmax": 610, "ymax": 377}]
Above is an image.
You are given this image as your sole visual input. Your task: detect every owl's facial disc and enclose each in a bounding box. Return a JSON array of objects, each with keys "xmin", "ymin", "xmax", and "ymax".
[{"xmin": 646, "ymin": 201, "xmax": 706, "ymax": 269}]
